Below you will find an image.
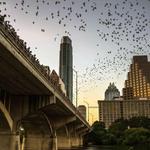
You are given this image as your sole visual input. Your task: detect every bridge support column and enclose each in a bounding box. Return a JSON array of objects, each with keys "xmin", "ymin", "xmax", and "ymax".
[
  {"xmin": 68, "ymin": 125, "xmax": 86, "ymax": 148},
  {"xmin": 10, "ymin": 133, "xmax": 18, "ymax": 150},
  {"xmin": 50, "ymin": 130, "xmax": 57, "ymax": 150},
  {"xmin": 70, "ymin": 134, "xmax": 80, "ymax": 147},
  {"xmin": 56, "ymin": 127, "xmax": 71, "ymax": 149}
]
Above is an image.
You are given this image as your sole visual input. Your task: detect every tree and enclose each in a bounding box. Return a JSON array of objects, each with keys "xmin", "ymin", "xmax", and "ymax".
[
  {"xmin": 109, "ymin": 119, "xmax": 128, "ymax": 136},
  {"xmin": 87, "ymin": 121, "xmax": 106, "ymax": 144},
  {"xmin": 128, "ymin": 117, "xmax": 150, "ymax": 129},
  {"xmin": 123, "ymin": 128, "xmax": 150, "ymax": 145},
  {"xmin": 102, "ymin": 133, "xmax": 117, "ymax": 145},
  {"xmin": 87, "ymin": 117, "xmax": 150, "ymax": 146},
  {"xmin": 87, "ymin": 121, "xmax": 117, "ymax": 145}
]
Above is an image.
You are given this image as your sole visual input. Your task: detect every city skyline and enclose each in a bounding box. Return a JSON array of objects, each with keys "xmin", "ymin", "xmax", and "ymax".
[
  {"xmin": 99, "ymin": 55, "xmax": 150, "ymax": 128},
  {"xmin": 0, "ymin": 29, "xmax": 149, "ymax": 150},
  {"xmin": 1, "ymin": 0, "xmax": 150, "ymax": 123}
]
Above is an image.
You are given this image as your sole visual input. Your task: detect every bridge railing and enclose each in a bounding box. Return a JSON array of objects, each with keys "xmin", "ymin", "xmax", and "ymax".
[{"xmin": 0, "ymin": 16, "xmax": 48, "ymax": 78}]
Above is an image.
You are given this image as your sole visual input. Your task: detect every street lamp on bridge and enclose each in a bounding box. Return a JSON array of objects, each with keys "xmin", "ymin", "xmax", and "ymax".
[{"xmin": 72, "ymin": 68, "xmax": 78, "ymax": 108}]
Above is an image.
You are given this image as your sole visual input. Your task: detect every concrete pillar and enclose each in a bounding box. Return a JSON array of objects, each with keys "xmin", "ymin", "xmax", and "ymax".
[
  {"xmin": 9, "ymin": 132, "xmax": 19, "ymax": 150},
  {"xmin": 79, "ymin": 136, "xmax": 83, "ymax": 146},
  {"xmin": 68, "ymin": 133, "xmax": 71, "ymax": 148},
  {"xmin": 69, "ymin": 131, "xmax": 84, "ymax": 148},
  {"xmin": 57, "ymin": 136, "xmax": 71, "ymax": 149},
  {"xmin": 52, "ymin": 132, "xmax": 57, "ymax": 150},
  {"xmin": 56, "ymin": 126, "xmax": 73, "ymax": 149},
  {"xmin": 9, "ymin": 128, "xmax": 25, "ymax": 150},
  {"xmin": 41, "ymin": 136, "xmax": 52, "ymax": 150}
]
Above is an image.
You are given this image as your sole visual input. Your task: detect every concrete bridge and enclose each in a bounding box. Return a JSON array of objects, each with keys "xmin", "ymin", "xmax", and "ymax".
[{"xmin": 0, "ymin": 17, "xmax": 90, "ymax": 150}]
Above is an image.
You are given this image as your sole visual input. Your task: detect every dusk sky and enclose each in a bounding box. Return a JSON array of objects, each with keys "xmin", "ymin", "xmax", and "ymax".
[{"xmin": 1, "ymin": 0, "xmax": 150, "ymax": 123}]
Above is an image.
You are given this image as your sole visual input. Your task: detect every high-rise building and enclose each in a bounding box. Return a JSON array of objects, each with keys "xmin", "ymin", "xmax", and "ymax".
[
  {"xmin": 123, "ymin": 55, "xmax": 150, "ymax": 100},
  {"xmin": 105, "ymin": 83, "xmax": 120, "ymax": 100},
  {"xmin": 78, "ymin": 105, "xmax": 86, "ymax": 120},
  {"xmin": 98, "ymin": 99, "xmax": 150, "ymax": 128},
  {"xmin": 59, "ymin": 36, "xmax": 73, "ymax": 102}
]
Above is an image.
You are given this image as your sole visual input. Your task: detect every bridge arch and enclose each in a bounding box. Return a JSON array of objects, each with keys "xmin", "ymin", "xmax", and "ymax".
[
  {"xmin": 39, "ymin": 111, "xmax": 54, "ymax": 136},
  {"xmin": 16, "ymin": 111, "xmax": 56, "ymax": 150},
  {"xmin": 16, "ymin": 111, "xmax": 54, "ymax": 136},
  {"xmin": 0, "ymin": 101, "xmax": 13, "ymax": 131}
]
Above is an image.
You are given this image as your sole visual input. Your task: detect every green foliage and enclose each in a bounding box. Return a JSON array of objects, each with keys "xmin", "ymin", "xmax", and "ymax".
[
  {"xmin": 109, "ymin": 117, "xmax": 150, "ymax": 139},
  {"xmin": 122, "ymin": 128, "xmax": 150, "ymax": 145},
  {"xmin": 92, "ymin": 121, "xmax": 105, "ymax": 130},
  {"xmin": 102, "ymin": 133, "xmax": 117, "ymax": 145},
  {"xmin": 87, "ymin": 117, "xmax": 150, "ymax": 146},
  {"xmin": 109, "ymin": 119, "xmax": 128, "ymax": 142},
  {"xmin": 128, "ymin": 117, "xmax": 150, "ymax": 129},
  {"xmin": 89, "ymin": 121, "xmax": 106, "ymax": 144},
  {"xmin": 87, "ymin": 121, "xmax": 117, "ymax": 145}
]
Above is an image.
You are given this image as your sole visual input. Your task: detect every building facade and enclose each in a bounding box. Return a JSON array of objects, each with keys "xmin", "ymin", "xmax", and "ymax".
[
  {"xmin": 78, "ymin": 105, "xmax": 86, "ymax": 120},
  {"xmin": 123, "ymin": 55, "xmax": 150, "ymax": 100},
  {"xmin": 59, "ymin": 36, "xmax": 73, "ymax": 102},
  {"xmin": 98, "ymin": 100, "xmax": 150, "ymax": 128},
  {"xmin": 105, "ymin": 83, "xmax": 120, "ymax": 100}
]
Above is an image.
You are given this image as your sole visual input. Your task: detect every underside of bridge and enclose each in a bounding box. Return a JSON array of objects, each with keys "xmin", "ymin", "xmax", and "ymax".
[
  {"xmin": 19, "ymin": 112, "xmax": 85, "ymax": 150},
  {"xmin": 0, "ymin": 42, "xmax": 51, "ymax": 95}
]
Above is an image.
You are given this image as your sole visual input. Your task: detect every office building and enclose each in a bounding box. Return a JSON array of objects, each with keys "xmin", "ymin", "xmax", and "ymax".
[
  {"xmin": 105, "ymin": 83, "xmax": 120, "ymax": 100},
  {"xmin": 59, "ymin": 36, "xmax": 73, "ymax": 102},
  {"xmin": 98, "ymin": 100, "xmax": 150, "ymax": 128},
  {"xmin": 78, "ymin": 105, "xmax": 86, "ymax": 120},
  {"xmin": 123, "ymin": 55, "xmax": 150, "ymax": 100}
]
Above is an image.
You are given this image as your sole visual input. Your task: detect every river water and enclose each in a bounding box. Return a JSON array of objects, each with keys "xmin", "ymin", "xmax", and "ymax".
[
  {"xmin": 67, "ymin": 145, "xmax": 150, "ymax": 150},
  {"xmin": 69, "ymin": 145, "xmax": 128, "ymax": 150}
]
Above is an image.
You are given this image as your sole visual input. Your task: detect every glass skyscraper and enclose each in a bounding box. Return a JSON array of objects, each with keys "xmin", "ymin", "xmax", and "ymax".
[{"xmin": 59, "ymin": 36, "xmax": 73, "ymax": 102}]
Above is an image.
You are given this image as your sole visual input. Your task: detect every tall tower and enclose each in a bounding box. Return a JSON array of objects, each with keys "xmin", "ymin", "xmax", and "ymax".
[
  {"xmin": 123, "ymin": 55, "xmax": 150, "ymax": 100},
  {"xmin": 59, "ymin": 36, "xmax": 73, "ymax": 102}
]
